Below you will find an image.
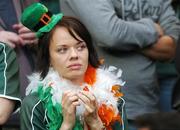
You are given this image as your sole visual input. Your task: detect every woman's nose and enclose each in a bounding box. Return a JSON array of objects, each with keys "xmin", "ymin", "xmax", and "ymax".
[{"xmin": 69, "ymin": 48, "xmax": 78, "ymax": 60}]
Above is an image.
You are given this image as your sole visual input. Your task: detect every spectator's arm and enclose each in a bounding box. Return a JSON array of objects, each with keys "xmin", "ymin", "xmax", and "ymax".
[
  {"xmin": 0, "ymin": 98, "xmax": 15, "ymax": 125},
  {"xmin": 61, "ymin": 0, "xmax": 159, "ymax": 51},
  {"xmin": 159, "ymin": 0, "xmax": 180, "ymax": 44},
  {"xmin": 142, "ymin": 35, "xmax": 176, "ymax": 61},
  {"xmin": 141, "ymin": 0, "xmax": 180, "ymax": 61}
]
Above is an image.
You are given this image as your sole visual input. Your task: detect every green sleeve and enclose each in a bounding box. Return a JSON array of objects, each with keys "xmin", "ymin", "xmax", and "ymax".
[
  {"xmin": 0, "ymin": 42, "xmax": 21, "ymax": 110},
  {"xmin": 20, "ymin": 93, "xmax": 48, "ymax": 130}
]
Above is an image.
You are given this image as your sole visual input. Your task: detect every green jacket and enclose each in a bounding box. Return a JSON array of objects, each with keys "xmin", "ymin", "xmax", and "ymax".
[
  {"xmin": 21, "ymin": 67, "xmax": 129, "ymax": 130},
  {"xmin": 21, "ymin": 92, "xmax": 128, "ymax": 130},
  {"xmin": 0, "ymin": 42, "xmax": 21, "ymax": 110}
]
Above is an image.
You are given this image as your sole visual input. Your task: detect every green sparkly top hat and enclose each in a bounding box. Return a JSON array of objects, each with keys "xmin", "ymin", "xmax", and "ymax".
[{"xmin": 21, "ymin": 3, "xmax": 63, "ymax": 37}]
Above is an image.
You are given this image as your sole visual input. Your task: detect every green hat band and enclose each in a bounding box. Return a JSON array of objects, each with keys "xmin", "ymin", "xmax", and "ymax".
[{"xmin": 21, "ymin": 3, "xmax": 63, "ymax": 38}]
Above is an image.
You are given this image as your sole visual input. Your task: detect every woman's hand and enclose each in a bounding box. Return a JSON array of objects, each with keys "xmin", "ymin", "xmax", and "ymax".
[
  {"xmin": 78, "ymin": 91, "xmax": 104, "ymax": 130},
  {"xmin": 60, "ymin": 91, "xmax": 80, "ymax": 130}
]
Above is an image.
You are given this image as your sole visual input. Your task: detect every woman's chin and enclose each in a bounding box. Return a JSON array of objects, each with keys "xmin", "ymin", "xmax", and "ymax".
[{"xmin": 65, "ymin": 72, "xmax": 84, "ymax": 81}]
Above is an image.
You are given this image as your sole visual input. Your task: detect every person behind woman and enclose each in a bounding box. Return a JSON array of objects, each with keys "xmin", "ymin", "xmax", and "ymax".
[
  {"xmin": 135, "ymin": 112, "xmax": 180, "ymax": 130},
  {"xmin": 171, "ymin": 0, "xmax": 180, "ymax": 113},
  {"xmin": 20, "ymin": 3, "xmax": 128, "ymax": 130}
]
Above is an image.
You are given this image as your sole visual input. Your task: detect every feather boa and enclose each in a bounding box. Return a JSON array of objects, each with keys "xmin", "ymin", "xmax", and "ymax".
[{"xmin": 26, "ymin": 66, "xmax": 125, "ymax": 130}]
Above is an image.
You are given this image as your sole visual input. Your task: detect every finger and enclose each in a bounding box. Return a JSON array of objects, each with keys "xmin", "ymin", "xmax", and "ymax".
[
  {"xmin": 78, "ymin": 92, "xmax": 90, "ymax": 105},
  {"xmin": 63, "ymin": 101, "xmax": 78, "ymax": 114},
  {"xmin": 19, "ymin": 33, "xmax": 36, "ymax": 40},
  {"xmin": 78, "ymin": 92, "xmax": 97, "ymax": 114},
  {"xmin": 79, "ymin": 98, "xmax": 94, "ymax": 114},
  {"xmin": 80, "ymin": 91, "xmax": 96, "ymax": 102},
  {"xmin": 21, "ymin": 39, "xmax": 38, "ymax": 45},
  {"xmin": 18, "ymin": 27, "xmax": 33, "ymax": 34},
  {"xmin": 62, "ymin": 91, "xmax": 72, "ymax": 103},
  {"xmin": 12, "ymin": 23, "xmax": 22, "ymax": 31},
  {"xmin": 69, "ymin": 95, "xmax": 79, "ymax": 103},
  {"xmin": 62, "ymin": 92, "xmax": 80, "ymax": 113},
  {"xmin": 154, "ymin": 23, "xmax": 164, "ymax": 37},
  {"xmin": 63, "ymin": 95, "xmax": 79, "ymax": 108},
  {"xmin": 62, "ymin": 91, "xmax": 78, "ymax": 105},
  {"xmin": 72, "ymin": 101, "xmax": 80, "ymax": 106},
  {"xmin": 0, "ymin": 31, "xmax": 20, "ymax": 47},
  {"xmin": 7, "ymin": 32, "xmax": 23, "ymax": 45}
]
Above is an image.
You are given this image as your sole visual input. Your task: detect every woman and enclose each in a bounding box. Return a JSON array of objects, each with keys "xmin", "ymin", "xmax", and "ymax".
[{"xmin": 20, "ymin": 3, "xmax": 127, "ymax": 130}]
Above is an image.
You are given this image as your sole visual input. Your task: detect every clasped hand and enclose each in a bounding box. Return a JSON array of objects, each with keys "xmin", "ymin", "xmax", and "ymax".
[
  {"xmin": 0, "ymin": 23, "xmax": 38, "ymax": 48},
  {"xmin": 61, "ymin": 90, "xmax": 102, "ymax": 130}
]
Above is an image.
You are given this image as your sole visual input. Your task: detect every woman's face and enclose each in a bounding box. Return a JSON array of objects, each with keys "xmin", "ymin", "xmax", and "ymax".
[{"xmin": 49, "ymin": 27, "xmax": 89, "ymax": 82}]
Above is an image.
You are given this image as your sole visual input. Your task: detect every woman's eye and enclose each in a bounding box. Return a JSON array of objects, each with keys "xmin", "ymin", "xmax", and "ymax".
[
  {"xmin": 77, "ymin": 44, "xmax": 87, "ymax": 51},
  {"xmin": 57, "ymin": 48, "xmax": 68, "ymax": 54}
]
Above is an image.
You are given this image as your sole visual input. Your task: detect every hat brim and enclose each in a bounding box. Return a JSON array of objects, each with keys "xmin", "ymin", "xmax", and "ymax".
[{"xmin": 36, "ymin": 13, "xmax": 63, "ymax": 37}]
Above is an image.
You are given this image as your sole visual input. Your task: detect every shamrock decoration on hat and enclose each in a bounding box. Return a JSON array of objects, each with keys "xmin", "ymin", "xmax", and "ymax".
[{"xmin": 21, "ymin": 2, "xmax": 63, "ymax": 38}]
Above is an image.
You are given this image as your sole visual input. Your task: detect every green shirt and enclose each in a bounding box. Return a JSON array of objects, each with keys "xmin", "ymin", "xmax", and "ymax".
[
  {"xmin": 20, "ymin": 93, "xmax": 48, "ymax": 130},
  {"xmin": 0, "ymin": 42, "xmax": 21, "ymax": 110},
  {"xmin": 21, "ymin": 92, "xmax": 128, "ymax": 130}
]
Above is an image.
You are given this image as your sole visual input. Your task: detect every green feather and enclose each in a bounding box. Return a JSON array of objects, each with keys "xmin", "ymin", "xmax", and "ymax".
[{"xmin": 36, "ymin": 85, "xmax": 83, "ymax": 130}]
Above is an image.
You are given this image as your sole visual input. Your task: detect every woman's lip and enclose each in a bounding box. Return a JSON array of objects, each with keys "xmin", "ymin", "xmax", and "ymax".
[{"xmin": 67, "ymin": 64, "xmax": 82, "ymax": 70}]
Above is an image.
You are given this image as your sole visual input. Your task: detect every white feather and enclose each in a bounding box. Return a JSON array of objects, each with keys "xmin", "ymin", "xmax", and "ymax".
[{"xmin": 26, "ymin": 66, "xmax": 125, "ymax": 116}]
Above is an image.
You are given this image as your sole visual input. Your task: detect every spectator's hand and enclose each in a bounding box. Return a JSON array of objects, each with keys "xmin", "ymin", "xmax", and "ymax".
[
  {"xmin": 78, "ymin": 91, "xmax": 103, "ymax": 129},
  {"xmin": 61, "ymin": 91, "xmax": 80, "ymax": 130},
  {"xmin": 0, "ymin": 30, "xmax": 23, "ymax": 48},
  {"xmin": 154, "ymin": 23, "xmax": 164, "ymax": 37},
  {"xmin": 13, "ymin": 23, "xmax": 38, "ymax": 45}
]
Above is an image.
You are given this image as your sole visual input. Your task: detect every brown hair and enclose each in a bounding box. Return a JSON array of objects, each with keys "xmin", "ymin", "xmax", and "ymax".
[{"xmin": 37, "ymin": 16, "xmax": 100, "ymax": 79}]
